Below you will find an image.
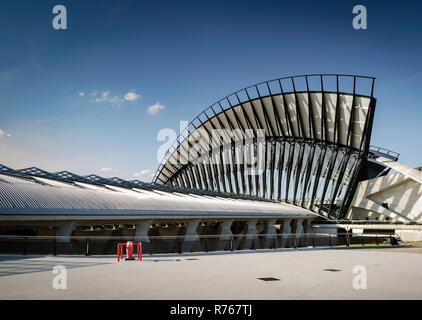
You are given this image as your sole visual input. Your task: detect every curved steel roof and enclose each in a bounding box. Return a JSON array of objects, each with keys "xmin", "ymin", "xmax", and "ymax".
[
  {"xmin": 154, "ymin": 74, "xmax": 376, "ymax": 185},
  {"xmin": 0, "ymin": 171, "xmax": 316, "ymax": 218}
]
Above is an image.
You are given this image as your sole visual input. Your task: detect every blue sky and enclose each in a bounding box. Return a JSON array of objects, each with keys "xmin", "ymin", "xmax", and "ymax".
[{"xmin": 0, "ymin": 0, "xmax": 421, "ymax": 181}]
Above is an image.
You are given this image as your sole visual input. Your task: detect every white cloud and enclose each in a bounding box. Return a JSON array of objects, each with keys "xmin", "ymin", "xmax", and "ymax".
[
  {"xmin": 124, "ymin": 91, "xmax": 141, "ymax": 101},
  {"xmin": 134, "ymin": 169, "xmax": 154, "ymax": 181},
  {"xmin": 134, "ymin": 169, "xmax": 150, "ymax": 176},
  {"xmin": 92, "ymin": 91, "xmax": 110, "ymax": 103},
  {"xmin": 87, "ymin": 89, "xmax": 144, "ymax": 108},
  {"xmin": 100, "ymin": 168, "xmax": 114, "ymax": 172},
  {"xmin": 86, "ymin": 89, "xmax": 146, "ymax": 108},
  {"xmin": 108, "ymin": 95, "xmax": 124, "ymax": 107},
  {"xmin": 90, "ymin": 91, "xmax": 124, "ymax": 107},
  {"xmin": 0, "ymin": 129, "xmax": 11, "ymax": 139},
  {"xmin": 147, "ymin": 102, "xmax": 165, "ymax": 115}
]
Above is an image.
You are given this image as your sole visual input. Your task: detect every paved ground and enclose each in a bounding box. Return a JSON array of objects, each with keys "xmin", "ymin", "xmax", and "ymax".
[
  {"xmin": 1, "ymin": 246, "xmax": 422, "ymax": 299},
  {"xmin": 0, "ymin": 256, "xmax": 108, "ymax": 277}
]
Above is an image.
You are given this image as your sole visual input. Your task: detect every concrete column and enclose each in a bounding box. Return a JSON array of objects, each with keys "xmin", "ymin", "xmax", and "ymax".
[
  {"xmin": 264, "ymin": 219, "xmax": 277, "ymax": 249},
  {"xmin": 243, "ymin": 219, "xmax": 259, "ymax": 250},
  {"xmin": 280, "ymin": 219, "xmax": 292, "ymax": 248},
  {"xmin": 182, "ymin": 219, "xmax": 200, "ymax": 252},
  {"xmin": 293, "ymin": 219, "xmax": 305, "ymax": 247},
  {"xmin": 303, "ymin": 219, "xmax": 313, "ymax": 246},
  {"xmin": 55, "ymin": 221, "xmax": 76, "ymax": 254},
  {"xmin": 133, "ymin": 220, "xmax": 152, "ymax": 244},
  {"xmin": 56, "ymin": 221, "xmax": 76, "ymax": 242},
  {"xmin": 217, "ymin": 219, "xmax": 233, "ymax": 251}
]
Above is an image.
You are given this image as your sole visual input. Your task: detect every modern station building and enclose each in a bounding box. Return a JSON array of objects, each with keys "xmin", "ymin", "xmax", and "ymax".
[{"xmin": 0, "ymin": 74, "xmax": 421, "ymax": 252}]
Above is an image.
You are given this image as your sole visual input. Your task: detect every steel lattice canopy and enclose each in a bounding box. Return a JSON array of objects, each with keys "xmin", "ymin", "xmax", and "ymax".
[
  {"xmin": 18, "ymin": 167, "xmax": 59, "ymax": 179},
  {"xmin": 153, "ymin": 74, "xmax": 385, "ymax": 220},
  {"xmin": 0, "ymin": 164, "xmax": 17, "ymax": 175}
]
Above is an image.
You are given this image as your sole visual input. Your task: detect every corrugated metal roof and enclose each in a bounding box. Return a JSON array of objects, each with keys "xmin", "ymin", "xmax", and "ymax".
[{"xmin": 0, "ymin": 172, "xmax": 314, "ymax": 218}]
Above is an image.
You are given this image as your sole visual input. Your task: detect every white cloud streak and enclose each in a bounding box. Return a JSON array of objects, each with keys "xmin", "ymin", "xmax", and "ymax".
[
  {"xmin": 124, "ymin": 91, "xmax": 141, "ymax": 101},
  {"xmin": 147, "ymin": 102, "xmax": 165, "ymax": 115},
  {"xmin": 134, "ymin": 169, "xmax": 154, "ymax": 181},
  {"xmin": 86, "ymin": 90, "xmax": 141, "ymax": 107},
  {"xmin": 92, "ymin": 91, "xmax": 110, "ymax": 103},
  {"xmin": 134, "ymin": 169, "xmax": 150, "ymax": 176},
  {"xmin": 108, "ymin": 95, "xmax": 123, "ymax": 107}
]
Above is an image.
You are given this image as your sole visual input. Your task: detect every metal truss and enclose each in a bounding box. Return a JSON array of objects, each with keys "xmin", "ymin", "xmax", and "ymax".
[
  {"xmin": 153, "ymin": 74, "xmax": 384, "ymax": 220},
  {"xmin": 0, "ymin": 164, "xmax": 273, "ymax": 203}
]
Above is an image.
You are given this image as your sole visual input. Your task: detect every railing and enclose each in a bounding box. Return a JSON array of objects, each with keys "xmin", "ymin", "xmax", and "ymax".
[
  {"xmin": 0, "ymin": 232, "xmax": 401, "ymax": 256},
  {"xmin": 316, "ymin": 219, "xmax": 422, "ymax": 225},
  {"xmin": 369, "ymin": 146, "xmax": 400, "ymax": 161}
]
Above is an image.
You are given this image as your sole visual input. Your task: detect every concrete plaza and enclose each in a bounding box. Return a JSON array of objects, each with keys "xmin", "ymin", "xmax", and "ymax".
[{"xmin": 0, "ymin": 246, "xmax": 422, "ymax": 299}]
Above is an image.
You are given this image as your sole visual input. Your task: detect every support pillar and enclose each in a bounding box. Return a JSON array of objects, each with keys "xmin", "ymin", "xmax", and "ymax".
[
  {"xmin": 243, "ymin": 219, "xmax": 258, "ymax": 250},
  {"xmin": 294, "ymin": 219, "xmax": 305, "ymax": 247},
  {"xmin": 280, "ymin": 219, "xmax": 292, "ymax": 248},
  {"xmin": 217, "ymin": 219, "xmax": 233, "ymax": 251},
  {"xmin": 303, "ymin": 219, "xmax": 313, "ymax": 247},
  {"xmin": 182, "ymin": 219, "xmax": 200, "ymax": 252},
  {"xmin": 56, "ymin": 221, "xmax": 76, "ymax": 254},
  {"xmin": 264, "ymin": 219, "xmax": 277, "ymax": 248},
  {"xmin": 56, "ymin": 221, "xmax": 76, "ymax": 242},
  {"xmin": 133, "ymin": 220, "xmax": 152, "ymax": 243}
]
